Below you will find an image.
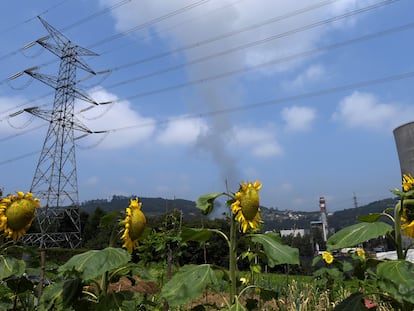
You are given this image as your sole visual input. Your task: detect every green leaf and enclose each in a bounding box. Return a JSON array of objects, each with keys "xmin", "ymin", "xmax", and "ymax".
[
  {"xmin": 250, "ymin": 232, "xmax": 299, "ymax": 266},
  {"xmin": 37, "ymin": 278, "xmax": 82, "ymax": 311},
  {"xmin": 196, "ymin": 192, "xmax": 225, "ymax": 215},
  {"xmin": 357, "ymin": 213, "xmax": 384, "ymax": 222},
  {"xmin": 6, "ymin": 275, "xmax": 34, "ymax": 293},
  {"xmin": 160, "ymin": 264, "xmax": 217, "ymax": 306},
  {"xmin": 377, "ymin": 260, "xmax": 414, "ymax": 304},
  {"xmin": 100, "ymin": 210, "xmax": 120, "ymax": 228},
  {"xmin": 327, "ymin": 222, "xmax": 392, "ymax": 251},
  {"xmin": 222, "ymin": 297, "xmax": 248, "ymax": 311},
  {"xmin": 93, "ymin": 292, "xmax": 135, "ymax": 311},
  {"xmin": 333, "ymin": 292, "xmax": 368, "ymax": 311},
  {"xmin": 58, "ymin": 247, "xmax": 130, "ymax": 280},
  {"xmin": 0, "ymin": 255, "xmax": 25, "ymax": 279},
  {"xmin": 124, "ymin": 263, "xmax": 153, "ymax": 281},
  {"xmin": 181, "ymin": 227, "xmax": 213, "ymax": 243}
]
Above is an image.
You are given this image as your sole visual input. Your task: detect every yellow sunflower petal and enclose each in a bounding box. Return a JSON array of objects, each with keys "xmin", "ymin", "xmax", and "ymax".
[
  {"xmin": 402, "ymin": 220, "xmax": 414, "ymax": 238},
  {"xmin": 0, "ymin": 191, "xmax": 41, "ymax": 241},
  {"xmin": 231, "ymin": 181, "xmax": 262, "ymax": 233},
  {"xmin": 120, "ymin": 197, "xmax": 146, "ymax": 253},
  {"xmin": 322, "ymin": 251, "xmax": 334, "ymax": 264}
]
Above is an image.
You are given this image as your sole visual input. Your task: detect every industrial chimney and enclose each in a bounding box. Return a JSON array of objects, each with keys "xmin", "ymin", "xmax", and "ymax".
[
  {"xmin": 393, "ymin": 121, "xmax": 414, "ymax": 178},
  {"xmin": 320, "ymin": 196, "xmax": 329, "ymax": 242}
]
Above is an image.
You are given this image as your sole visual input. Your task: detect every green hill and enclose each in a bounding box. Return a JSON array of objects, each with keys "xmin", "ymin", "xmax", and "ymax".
[
  {"xmin": 328, "ymin": 198, "xmax": 397, "ymax": 230},
  {"xmin": 79, "ymin": 195, "xmax": 398, "ymax": 232},
  {"xmin": 80, "ymin": 195, "xmax": 199, "ymax": 218}
]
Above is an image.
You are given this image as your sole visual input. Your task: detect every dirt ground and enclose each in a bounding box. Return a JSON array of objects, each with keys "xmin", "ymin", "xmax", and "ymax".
[
  {"xmin": 108, "ymin": 276, "xmax": 159, "ymax": 295},
  {"xmin": 108, "ymin": 277, "xmax": 278, "ymax": 310}
]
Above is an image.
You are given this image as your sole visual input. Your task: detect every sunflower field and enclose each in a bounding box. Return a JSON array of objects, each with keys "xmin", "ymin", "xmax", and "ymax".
[{"xmin": 1, "ymin": 178, "xmax": 414, "ymax": 310}]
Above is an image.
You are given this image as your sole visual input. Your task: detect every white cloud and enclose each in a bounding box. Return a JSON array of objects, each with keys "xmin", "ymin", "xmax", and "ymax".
[
  {"xmin": 156, "ymin": 117, "xmax": 208, "ymax": 145},
  {"xmin": 285, "ymin": 64, "xmax": 325, "ymax": 89},
  {"xmin": 100, "ymin": 0, "xmax": 366, "ymax": 76},
  {"xmin": 77, "ymin": 87, "xmax": 156, "ymax": 149},
  {"xmin": 333, "ymin": 91, "xmax": 397, "ymax": 130},
  {"xmin": 231, "ymin": 125, "xmax": 283, "ymax": 158},
  {"xmin": 282, "ymin": 105, "xmax": 316, "ymax": 132},
  {"xmin": 329, "ymin": 0, "xmax": 377, "ymax": 29}
]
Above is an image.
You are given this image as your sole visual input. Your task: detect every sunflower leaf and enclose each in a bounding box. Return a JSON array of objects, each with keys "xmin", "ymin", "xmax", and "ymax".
[
  {"xmin": 250, "ymin": 232, "xmax": 299, "ymax": 266},
  {"xmin": 196, "ymin": 192, "xmax": 225, "ymax": 215},
  {"xmin": 327, "ymin": 222, "xmax": 392, "ymax": 251},
  {"xmin": 58, "ymin": 247, "xmax": 130, "ymax": 281},
  {"xmin": 377, "ymin": 260, "xmax": 414, "ymax": 304},
  {"xmin": 160, "ymin": 264, "xmax": 217, "ymax": 306},
  {"xmin": 181, "ymin": 227, "xmax": 214, "ymax": 243},
  {"xmin": 357, "ymin": 213, "xmax": 383, "ymax": 222},
  {"xmin": 0, "ymin": 255, "xmax": 25, "ymax": 280}
]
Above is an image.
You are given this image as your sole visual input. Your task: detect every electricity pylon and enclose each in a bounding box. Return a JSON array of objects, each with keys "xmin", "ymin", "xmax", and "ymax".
[{"xmin": 20, "ymin": 17, "xmax": 99, "ymax": 248}]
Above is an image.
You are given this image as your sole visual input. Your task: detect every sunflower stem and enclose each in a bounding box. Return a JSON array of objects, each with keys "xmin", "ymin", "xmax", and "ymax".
[
  {"xmin": 394, "ymin": 198, "xmax": 404, "ymax": 260},
  {"xmin": 229, "ymin": 213, "xmax": 237, "ymax": 305}
]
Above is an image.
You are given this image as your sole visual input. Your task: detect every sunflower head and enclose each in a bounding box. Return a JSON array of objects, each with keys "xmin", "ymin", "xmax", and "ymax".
[
  {"xmin": 322, "ymin": 251, "xmax": 334, "ymax": 264},
  {"xmin": 401, "ymin": 220, "xmax": 414, "ymax": 239},
  {"xmin": 403, "ymin": 174, "xmax": 414, "ymax": 192},
  {"xmin": 356, "ymin": 248, "xmax": 366, "ymax": 260},
  {"xmin": 0, "ymin": 191, "xmax": 42, "ymax": 241},
  {"xmin": 231, "ymin": 181, "xmax": 262, "ymax": 233},
  {"xmin": 121, "ymin": 197, "xmax": 146, "ymax": 253}
]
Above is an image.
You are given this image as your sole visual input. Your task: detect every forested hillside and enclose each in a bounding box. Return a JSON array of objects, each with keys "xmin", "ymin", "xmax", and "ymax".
[{"xmin": 80, "ymin": 195, "xmax": 397, "ymax": 232}]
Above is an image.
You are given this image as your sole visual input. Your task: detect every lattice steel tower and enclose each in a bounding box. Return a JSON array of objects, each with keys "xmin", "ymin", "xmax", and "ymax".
[{"xmin": 21, "ymin": 17, "xmax": 99, "ymax": 248}]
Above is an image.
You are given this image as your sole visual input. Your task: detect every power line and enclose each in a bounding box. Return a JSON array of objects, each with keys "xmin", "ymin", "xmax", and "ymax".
[
  {"xmin": 0, "ymin": 150, "xmax": 40, "ymax": 166},
  {"xmin": 0, "ymin": 0, "xmax": 213, "ymax": 87},
  {"xmin": 88, "ymin": 0, "xmax": 401, "ymax": 93},
  {"xmin": 0, "ymin": 0, "xmax": 133, "ymax": 63},
  {"xmin": 1, "ymin": 0, "xmax": 396, "ymax": 84},
  {"xmin": 98, "ymin": 70, "xmax": 414, "ymax": 133},
  {"xmin": 0, "ymin": 0, "xmax": 407, "ymax": 122},
  {"xmin": 2, "ymin": 69, "xmax": 413, "ymax": 164},
  {"xmin": 88, "ymin": 0, "xmax": 211, "ymax": 48},
  {"xmin": 104, "ymin": 20, "xmax": 414, "ymax": 93},
  {"xmin": 107, "ymin": 0, "xmax": 342, "ymax": 72},
  {"xmin": 0, "ymin": 0, "xmax": 68, "ymax": 35},
  {"xmin": 97, "ymin": 0, "xmax": 248, "ymax": 56}
]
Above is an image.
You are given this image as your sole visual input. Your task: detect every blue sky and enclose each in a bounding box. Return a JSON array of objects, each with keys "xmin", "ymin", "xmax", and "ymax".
[{"xmin": 1, "ymin": 0, "xmax": 414, "ymax": 212}]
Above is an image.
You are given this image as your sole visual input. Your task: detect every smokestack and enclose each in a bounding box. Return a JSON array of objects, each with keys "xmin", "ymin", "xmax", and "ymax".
[
  {"xmin": 393, "ymin": 121, "xmax": 414, "ymax": 178},
  {"xmin": 319, "ymin": 196, "xmax": 328, "ymax": 242}
]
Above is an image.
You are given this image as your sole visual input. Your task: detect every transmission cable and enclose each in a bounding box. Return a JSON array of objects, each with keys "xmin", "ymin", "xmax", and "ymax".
[
  {"xmin": 0, "ymin": 0, "xmax": 212, "ymax": 87},
  {"xmin": 0, "ymin": 0, "xmax": 132, "ymax": 63},
  {"xmin": 108, "ymin": 0, "xmax": 342, "ymax": 72},
  {"xmin": 92, "ymin": 70, "xmax": 414, "ymax": 133},
  {"xmin": 97, "ymin": 0, "xmax": 248, "ymax": 56},
  {"xmin": 0, "ymin": 0, "xmax": 403, "ymax": 118},
  {"xmin": 102, "ymin": 2, "xmax": 406, "ymax": 100},
  {"xmin": 0, "ymin": 0, "xmax": 68, "ymax": 35},
  {"xmin": 88, "ymin": 0, "xmax": 211, "ymax": 48},
  {"xmin": 1, "ymin": 0, "xmax": 406, "ymax": 120},
  {"xmin": 2, "ymin": 69, "xmax": 414, "ymax": 162}
]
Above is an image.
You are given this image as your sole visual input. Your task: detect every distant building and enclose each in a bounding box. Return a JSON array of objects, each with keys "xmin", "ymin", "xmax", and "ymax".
[
  {"xmin": 280, "ymin": 228, "xmax": 307, "ymax": 238},
  {"xmin": 310, "ymin": 196, "xmax": 329, "ymax": 241}
]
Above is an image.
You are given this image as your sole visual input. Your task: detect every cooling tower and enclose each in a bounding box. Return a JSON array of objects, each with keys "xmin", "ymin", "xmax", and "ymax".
[{"xmin": 393, "ymin": 121, "xmax": 414, "ymax": 177}]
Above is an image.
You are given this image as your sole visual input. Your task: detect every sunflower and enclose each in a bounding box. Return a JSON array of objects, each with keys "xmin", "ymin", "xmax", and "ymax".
[
  {"xmin": 401, "ymin": 220, "xmax": 414, "ymax": 239},
  {"xmin": 0, "ymin": 191, "xmax": 41, "ymax": 241},
  {"xmin": 399, "ymin": 174, "xmax": 414, "ymax": 238},
  {"xmin": 357, "ymin": 248, "xmax": 366, "ymax": 260},
  {"xmin": 402, "ymin": 173, "xmax": 414, "ymax": 192},
  {"xmin": 322, "ymin": 251, "xmax": 334, "ymax": 264},
  {"xmin": 231, "ymin": 181, "xmax": 262, "ymax": 233},
  {"xmin": 120, "ymin": 197, "xmax": 146, "ymax": 253}
]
